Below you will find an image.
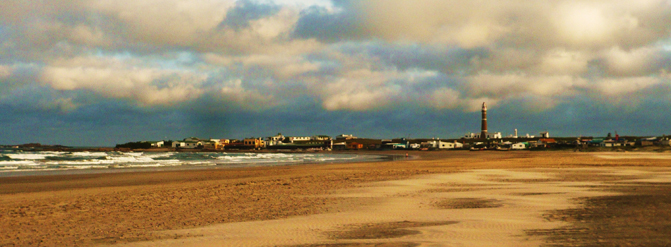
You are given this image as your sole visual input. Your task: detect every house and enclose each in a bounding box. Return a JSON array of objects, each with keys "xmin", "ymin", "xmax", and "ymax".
[
  {"xmin": 346, "ymin": 142, "xmax": 363, "ymax": 150},
  {"xmin": 422, "ymin": 140, "xmax": 463, "ymax": 149},
  {"xmin": 337, "ymin": 134, "xmax": 357, "ymax": 140},
  {"xmin": 601, "ymin": 140, "xmax": 622, "ymax": 147},
  {"xmin": 289, "ymin": 136, "xmax": 311, "ymax": 142},
  {"xmin": 487, "ymin": 132, "xmax": 502, "ymax": 139},
  {"xmin": 512, "ymin": 143, "xmax": 526, "ymax": 150},
  {"xmin": 150, "ymin": 141, "xmax": 164, "ymax": 147},
  {"xmin": 392, "ymin": 143, "xmax": 407, "ymax": 149},
  {"xmin": 243, "ymin": 138, "xmax": 265, "ymax": 149},
  {"xmin": 639, "ymin": 141, "xmax": 654, "ymax": 146},
  {"xmin": 202, "ymin": 140, "xmax": 223, "ymax": 149},
  {"xmin": 464, "ymin": 133, "xmax": 478, "ymax": 139},
  {"xmin": 215, "ymin": 139, "xmax": 229, "ymax": 150},
  {"xmin": 313, "ymin": 135, "xmax": 332, "ymax": 141},
  {"xmin": 438, "ymin": 141, "xmax": 463, "ymax": 149},
  {"xmin": 174, "ymin": 141, "xmax": 202, "ymax": 149},
  {"xmin": 540, "ymin": 131, "xmax": 550, "ymax": 138},
  {"xmin": 266, "ymin": 133, "xmax": 286, "ymax": 146},
  {"xmin": 659, "ymin": 139, "xmax": 671, "ymax": 146},
  {"xmin": 332, "ymin": 142, "xmax": 346, "ymax": 150},
  {"xmin": 464, "ymin": 132, "xmax": 502, "ymax": 139}
]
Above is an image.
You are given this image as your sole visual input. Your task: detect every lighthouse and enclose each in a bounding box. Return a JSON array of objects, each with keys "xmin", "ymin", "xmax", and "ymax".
[{"xmin": 481, "ymin": 102, "xmax": 488, "ymax": 139}]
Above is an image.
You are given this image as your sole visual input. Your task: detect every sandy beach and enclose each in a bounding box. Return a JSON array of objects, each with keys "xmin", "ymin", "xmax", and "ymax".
[{"xmin": 2, "ymin": 150, "xmax": 671, "ymax": 246}]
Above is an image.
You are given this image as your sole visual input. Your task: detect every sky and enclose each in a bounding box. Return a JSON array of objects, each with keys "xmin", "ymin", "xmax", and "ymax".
[{"xmin": 1, "ymin": 0, "xmax": 671, "ymax": 146}]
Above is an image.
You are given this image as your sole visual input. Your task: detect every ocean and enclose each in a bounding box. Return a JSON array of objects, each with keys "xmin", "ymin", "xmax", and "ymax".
[{"xmin": 0, "ymin": 149, "xmax": 393, "ymax": 177}]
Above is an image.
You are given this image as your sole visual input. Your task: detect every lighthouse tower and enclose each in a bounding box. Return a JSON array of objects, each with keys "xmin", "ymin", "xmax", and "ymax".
[{"xmin": 481, "ymin": 102, "xmax": 488, "ymax": 139}]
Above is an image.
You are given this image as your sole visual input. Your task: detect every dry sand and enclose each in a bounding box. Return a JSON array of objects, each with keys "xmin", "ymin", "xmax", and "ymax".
[{"xmin": 2, "ymin": 151, "xmax": 671, "ymax": 246}]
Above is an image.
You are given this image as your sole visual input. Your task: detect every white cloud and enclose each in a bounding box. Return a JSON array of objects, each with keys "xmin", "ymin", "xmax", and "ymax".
[
  {"xmin": 317, "ymin": 67, "xmax": 442, "ymax": 111},
  {"xmin": 219, "ymin": 79, "xmax": 276, "ymax": 110},
  {"xmin": 204, "ymin": 53, "xmax": 320, "ymax": 79},
  {"xmin": 590, "ymin": 76, "xmax": 662, "ymax": 96},
  {"xmin": 601, "ymin": 46, "xmax": 659, "ymax": 76},
  {"xmin": 537, "ymin": 49, "xmax": 590, "ymax": 75},
  {"xmin": 248, "ymin": 7, "xmax": 299, "ymax": 40},
  {"xmin": 41, "ymin": 57, "xmax": 207, "ymax": 106},
  {"xmin": 0, "ymin": 65, "xmax": 11, "ymax": 78},
  {"xmin": 320, "ymin": 69, "xmax": 401, "ymax": 111},
  {"xmin": 465, "ymin": 72, "xmax": 586, "ymax": 98},
  {"xmin": 3, "ymin": 0, "xmax": 671, "ymax": 115},
  {"xmin": 93, "ymin": 0, "xmax": 233, "ymax": 46},
  {"xmin": 425, "ymin": 87, "xmax": 461, "ymax": 109}
]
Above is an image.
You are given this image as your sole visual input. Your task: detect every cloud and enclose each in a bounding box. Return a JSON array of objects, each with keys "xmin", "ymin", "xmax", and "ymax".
[
  {"xmin": 316, "ymin": 66, "xmax": 443, "ymax": 111},
  {"xmin": 41, "ymin": 56, "xmax": 207, "ymax": 106},
  {"xmin": 589, "ymin": 76, "xmax": 662, "ymax": 96},
  {"xmin": 219, "ymin": 0, "xmax": 282, "ymax": 30},
  {"xmin": 0, "ymin": 65, "xmax": 11, "ymax": 78},
  {"xmin": 50, "ymin": 97, "xmax": 79, "ymax": 113},
  {"xmin": 2, "ymin": 0, "xmax": 671, "ymax": 121},
  {"xmin": 219, "ymin": 79, "xmax": 276, "ymax": 110},
  {"xmin": 600, "ymin": 46, "xmax": 661, "ymax": 76},
  {"xmin": 204, "ymin": 53, "xmax": 320, "ymax": 79},
  {"xmin": 92, "ymin": 0, "xmax": 233, "ymax": 47}
]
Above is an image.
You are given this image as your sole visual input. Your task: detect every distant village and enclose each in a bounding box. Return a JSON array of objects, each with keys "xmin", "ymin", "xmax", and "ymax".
[
  {"xmin": 111, "ymin": 131, "xmax": 671, "ymax": 152},
  {"xmin": 111, "ymin": 102, "xmax": 670, "ymax": 152}
]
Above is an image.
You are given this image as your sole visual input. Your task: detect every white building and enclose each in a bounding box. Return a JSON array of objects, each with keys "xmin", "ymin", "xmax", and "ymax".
[
  {"xmin": 464, "ymin": 132, "xmax": 502, "ymax": 139},
  {"xmin": 464, "ymin": 133, "xmax": 478, "ymax": 139},
  {"xmin": 312, "ymin": 135, "xmax": 332, "ymax": 141},
  {"xmin": 422, "ymin": 140, "xmax": 463, "ymax": 149},
  {"xmin": 172, "ymin": 140, "xmax": 202, "ymax": 149},
  {"xmin": 660, "ymin": 139, "xmax": 671, "ymax": 146},
  {"xmin": 512, "ymin": 143, "xmax": 526, "ymax": 150},
  {"xmin": 336, "ymin": 134, "xmax": 357, "ymax": 139},
  {"xmin": 289, "ymin": 136, "xmax": 311, "ymax": 142},
  {"xmin": 266, "ymin": 133, "xmax": 286, "ymax": 146}
]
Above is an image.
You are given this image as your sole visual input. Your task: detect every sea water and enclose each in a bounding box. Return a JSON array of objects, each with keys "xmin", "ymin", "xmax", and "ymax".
[{"xmin": 0, "ymin": 149, "xmax": 390, "ymax": 177}]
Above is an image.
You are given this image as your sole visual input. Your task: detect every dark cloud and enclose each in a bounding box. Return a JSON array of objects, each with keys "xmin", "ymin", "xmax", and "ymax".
[
  {"xmin": 219, "ymin": 0, "xmax": 282, "ymax": 30},
  {"xmin": 333, "ymin": 41, "xmax": 489, "ymax": 74},
  {"xmin": 292, "ymin": 5, "xmax": 366, "ymax": 42}
]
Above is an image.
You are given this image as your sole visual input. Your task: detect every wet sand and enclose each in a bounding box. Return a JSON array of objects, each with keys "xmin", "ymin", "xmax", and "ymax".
[{"xmin": 2, "ymin": 151, "xmax": 671, "ymax": 246}]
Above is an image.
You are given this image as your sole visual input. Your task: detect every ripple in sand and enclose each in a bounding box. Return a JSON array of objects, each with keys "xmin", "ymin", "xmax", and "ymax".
[
  {"xmin": 511, "ymin": 192, "xmax": 566, "ymax": 196},
  {"xmin": 433, "ymin": 198, "xmax": 503, "ymax": 209},
  {"xmin": 328, "ymin": 221, "xmax": 457, "ymax": 240},
  {"xmin": 288, "ymin": 242, "xmax": 420, "ymax": 247}
]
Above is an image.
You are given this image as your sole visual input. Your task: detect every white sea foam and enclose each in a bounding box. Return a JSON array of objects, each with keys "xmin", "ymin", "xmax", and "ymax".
[
  {"xmin": 69, "ymin": 152, "xmax": 108, "ymax": 157},
  {"xmin": 0, "ymin": 150, "xmax": 385, "ymax": 175},
  {"xmin": 0, "ymin": 160, "xmax": 42, "ymax": 166},
  {"xmin": 124, "ymin": 152, "xmax": 144, "ymax": 156},
  {"xmin": 144, "ymin": 152, "xmax": 176, "ymax": 158},
  {"xmin": 4, "ymin": 153, "xmax": 59, "ymax": 160}
]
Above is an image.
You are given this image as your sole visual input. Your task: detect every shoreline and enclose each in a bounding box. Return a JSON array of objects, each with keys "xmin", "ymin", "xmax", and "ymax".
[
  {"xmin": 0, "ymin": 151, "xmax": 409, "ymax": 178},
  {"xmin": 2, "ymin": 151, "xmax": 671, "ymax": 246}
]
